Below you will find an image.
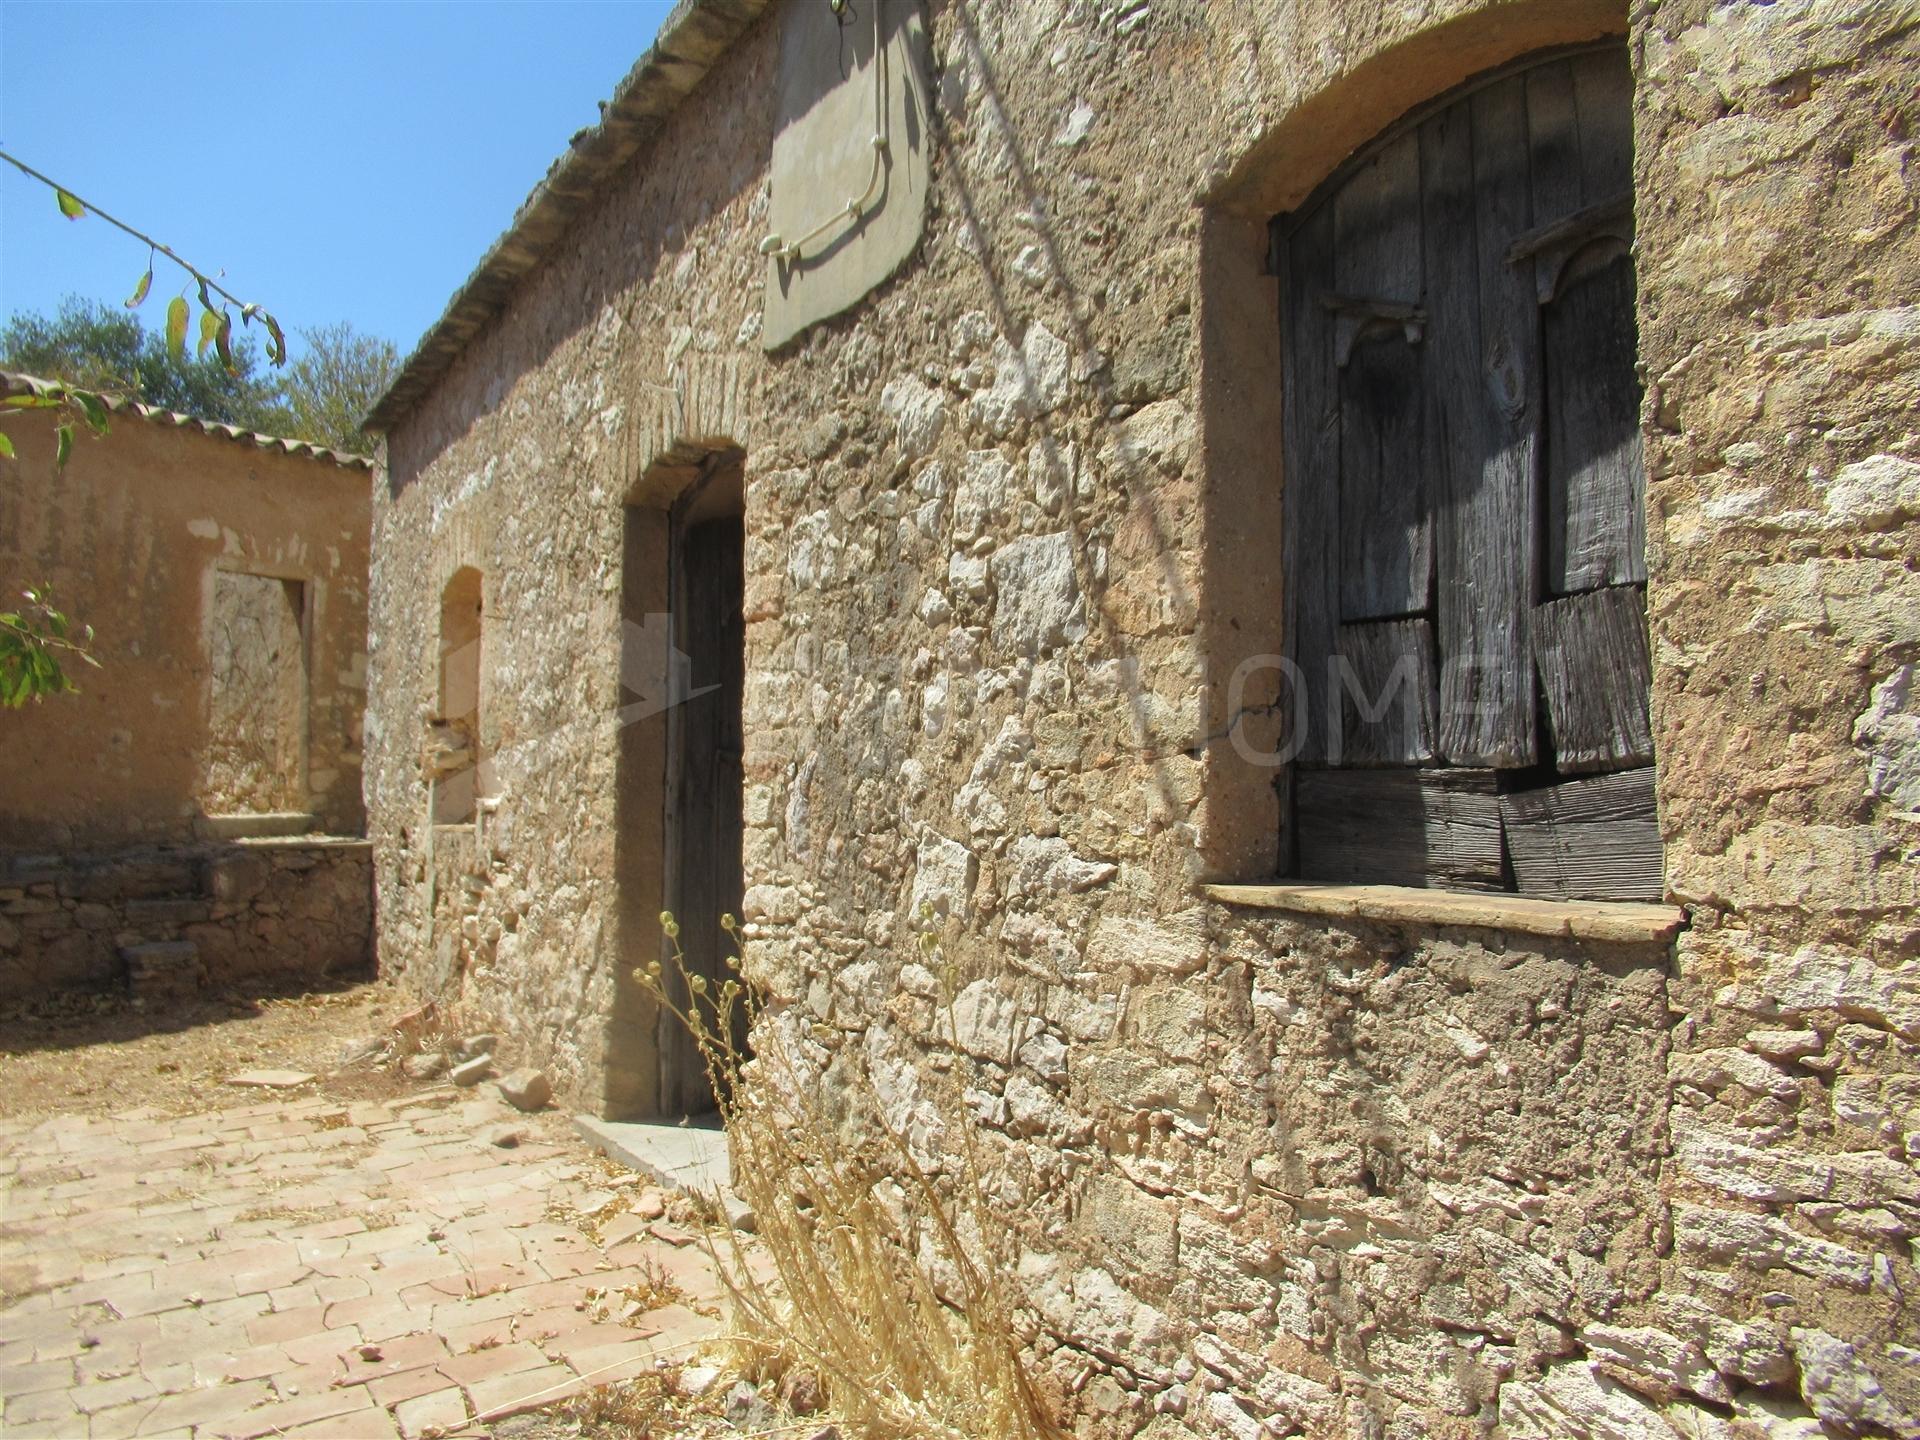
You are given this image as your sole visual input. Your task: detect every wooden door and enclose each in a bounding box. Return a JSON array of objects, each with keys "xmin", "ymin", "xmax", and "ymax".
[{"xmin": 661, "ymin": 513, "xmax": 746, "ymax": 1116}]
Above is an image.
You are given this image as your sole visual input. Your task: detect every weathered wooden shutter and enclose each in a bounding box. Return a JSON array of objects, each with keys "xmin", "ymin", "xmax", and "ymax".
[{"xmin": 1277, "ymin": 45, "xmax": 1660, "ymax": 902}]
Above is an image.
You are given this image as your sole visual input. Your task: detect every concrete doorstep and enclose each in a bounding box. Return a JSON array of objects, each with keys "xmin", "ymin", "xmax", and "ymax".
[{"xmin": 572, "ymin": 1114, "xmax": 756, "ymax": 1232}]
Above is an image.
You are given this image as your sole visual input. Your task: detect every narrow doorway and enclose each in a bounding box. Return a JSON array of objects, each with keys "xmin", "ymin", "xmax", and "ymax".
[{"xmin": 611, "ymin": 449, "xmax": 746, "ymax": 1120}]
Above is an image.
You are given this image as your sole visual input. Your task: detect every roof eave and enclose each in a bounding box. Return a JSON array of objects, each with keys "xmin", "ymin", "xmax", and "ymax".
[
  {"xmin": 363, "ymin": 0, "xmax": 773, "ymax": 438},
  {"xmin": 1, "ymin": 371, "xmax": 373, "ymax": 470}
]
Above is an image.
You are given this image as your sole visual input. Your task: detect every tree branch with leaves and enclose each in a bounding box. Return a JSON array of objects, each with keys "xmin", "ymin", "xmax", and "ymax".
[
  {"xmin": 0, "ymin": 586, "xmax": 97, "ymax": 709},
  {"xmin": 0, "ymin": 150, "xmax": 289, "ymax": 371},
  {"xmin": 0, "ymin": 149, "xmax": 293, "ymax": 468}
]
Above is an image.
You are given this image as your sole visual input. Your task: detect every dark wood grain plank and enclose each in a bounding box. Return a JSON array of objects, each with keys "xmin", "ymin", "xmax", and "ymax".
[
  {"xmin": 1426, "ymin": 83, "xmax": 1537, "ymax": 767},
  {"xmin": 1297, "ymin": 768, "xmax": 1506, "ymax": 890},
  {"xmin": 1335, "ymin": 618, "xmax": 1437, "ymax": 766},
  {"xmin": 1332, "ymin": 126, "xmax": 1424, "ymax": 305},
  {"xmin": 1572, "ymin": 46, "xmax": 1635, "ymax": 203},
  {"xmin": 1281, "ymin": 203, "xmax": 1340, "ymax": 766},
  {"xmin": 1534, "ymin": 584, "xmax": 1655, "ymax": 772},
  {"xmin": 1520, "ymin": 48, "xmax": 1644, "ymax": 591},
  {"xmin": 1526, "ymin": 59, "xmax": 1583, "ymax": 230},
  {"xmin": 1500, "ymin": 766, "xmax": 1661, "ymax": 901},
  {"xmin": 1545, "ymin": 250, "xmax": 1647, "ymax": 591},
  {"xmin": 1333, "ymin": 129, "xmax": 1430, "ymax": 622}
]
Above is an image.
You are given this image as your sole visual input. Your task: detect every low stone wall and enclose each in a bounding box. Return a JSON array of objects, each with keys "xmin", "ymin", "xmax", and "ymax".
[{"xmin": 0, "ymin": 837, "xmax": 373, "ymax": 1001}]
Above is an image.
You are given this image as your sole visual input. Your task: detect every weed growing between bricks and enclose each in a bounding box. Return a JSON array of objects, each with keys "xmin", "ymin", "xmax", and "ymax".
[{"xmin": 636, "ymin": 912, "xmax": 1067, "ymax": 1440}]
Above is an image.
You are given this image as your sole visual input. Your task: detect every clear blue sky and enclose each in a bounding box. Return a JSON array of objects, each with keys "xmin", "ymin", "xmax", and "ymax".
[{"xmin": 0, "ymin": 1, "xmax": 677, "ymax": 364}]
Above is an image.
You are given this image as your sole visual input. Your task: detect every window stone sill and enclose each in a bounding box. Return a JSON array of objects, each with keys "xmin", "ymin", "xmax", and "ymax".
[{"xmin": 1204, "ymin": 882, "xmax": 1686, "ymax": 944}]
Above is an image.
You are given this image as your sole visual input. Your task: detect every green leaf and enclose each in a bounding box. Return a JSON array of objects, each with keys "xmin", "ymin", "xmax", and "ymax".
[
  {"xmin": 166, "ymin": 296, "xmax": 190, "ymax": 361},
  {"xmin": 214, "ymin": 312, "xmax": 234, "ymax": 372},
  {"xmin": 0, "ymin": 431, "xmax": 13, "ymax": 458},
  {"xmin": 73, "ymin": 390, "xmax": 111, "ymax": 436},
  {"xmin": 4, "ymin": 395, "xmax": 61, "ymax": 409},
  {"xmin": 197, "ymin": 278, "xmax": 217, "ymax": 315},
  {"xmin": 54, "ymin": 424, "xmax": 73, "ymax": 469},
  {"xmin": 197, "ymin": 308, "xmax": 220, "ymax": 359},
  {"xmin": 55, "ymin": 188, "xmax": 84, "ymax": 220},
  {"xmin": 125, "ymin": 264, "xmax": 153, "ymax": 309},
  {"xmin": 262, "ymin": 313, "xmax": 287, "ymax": 367}
]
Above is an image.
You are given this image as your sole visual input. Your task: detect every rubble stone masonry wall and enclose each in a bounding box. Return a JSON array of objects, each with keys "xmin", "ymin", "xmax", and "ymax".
[
  {"xmin": 0, "ymin": 839, "xmax": 373, "ymax": 1001},
  {"xmin": 369, "ymin": 1, "xmax": 1919, "ymax": 1434}
]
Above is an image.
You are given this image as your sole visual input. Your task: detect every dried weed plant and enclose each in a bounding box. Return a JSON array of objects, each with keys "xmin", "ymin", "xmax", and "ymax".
[{"xmin": 636, "ymin": 911, "xmax": 1066, "ymax": 1440}]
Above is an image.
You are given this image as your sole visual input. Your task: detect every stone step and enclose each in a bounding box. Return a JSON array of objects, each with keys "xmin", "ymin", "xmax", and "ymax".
[
  {"xmin": 196, "ymin": 812, "xmax": 315, "ymax": 841},
  {"xmin": 119, "ymin": 940, "xmax": 206, "ymax": 998},
  {"xmin": 122, "ymin": 896, "xmax": 214, "ymax": 929},
  {"xmin": 572, "ymin": 1114, "xmax": 754, "ymax": 1231}
]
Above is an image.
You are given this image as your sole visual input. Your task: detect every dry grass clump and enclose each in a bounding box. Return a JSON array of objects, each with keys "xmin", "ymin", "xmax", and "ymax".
[
  {"xmin": 637, "ymin": 913, "xmax": 1065, "ymax": 1440},
  {"xmin": 505, "ymin": 1367, "xmax": 689, "ymax": 1439}
]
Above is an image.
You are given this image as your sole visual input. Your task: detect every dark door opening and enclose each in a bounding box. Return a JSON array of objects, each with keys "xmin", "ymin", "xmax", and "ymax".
[{"xmin": 660, "ymin": 497, "xmax": 747, "ymax": 1117}]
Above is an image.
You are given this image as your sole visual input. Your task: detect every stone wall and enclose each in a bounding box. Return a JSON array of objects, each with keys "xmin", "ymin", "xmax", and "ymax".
[
  {"xmin": 1617, "ymin": 3, "xmax": 1920, "ymax": 1435},
  {"xmin": 0, "ymin": 838, "xmax": 373, "ymax": 1001},
  {"xmin": 367, "ymin": 1, "xmax": 1919, "ymax": 1435},
  {"xmin": 828, "ymin": 904, "xmax": 1676, "ymax": 1433}
]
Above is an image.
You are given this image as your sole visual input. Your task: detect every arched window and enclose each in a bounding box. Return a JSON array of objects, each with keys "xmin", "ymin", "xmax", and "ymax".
[
  {"xmin": 431, "ymin": 566, "xmax": 484, "ymax": 822},
  {"xmin": 1275, "ymin": 43, "xmax": 1658, "ymax": 901}
]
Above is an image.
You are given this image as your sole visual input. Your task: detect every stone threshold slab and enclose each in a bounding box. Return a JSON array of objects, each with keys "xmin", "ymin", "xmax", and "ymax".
[
  {"xmin": 1205, "ymin": 882, "xmax": 1687, "ymax": 944},
  {"xmin": 572, "ymin": 1114, "xmax": 754, "ymax": 1230},
  {"xmin": 232, "ymin": 834, "xmax": 373, "ymax": 851}
]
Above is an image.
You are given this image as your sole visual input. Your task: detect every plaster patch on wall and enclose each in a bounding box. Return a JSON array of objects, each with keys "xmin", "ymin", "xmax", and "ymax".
[
  {"xmin": 187, "ymin": 517, "xmax": 220, "ymax": 539},
  {"xmin": 762, "ymin": 0, "xmax": 932, "ymax": 349}
]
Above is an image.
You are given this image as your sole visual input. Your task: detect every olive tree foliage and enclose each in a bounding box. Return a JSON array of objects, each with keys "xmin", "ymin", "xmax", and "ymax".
[
  {"xmin": 0, "ymin": 302, "xmax": 397, "ymax": 455},
  {"xmin": 1, "ymin": 298, "xmax": 292, "ymax": 431},
  {"xmin": 275, "ymin": 322, "xmax": 399, "ymax": 456}
]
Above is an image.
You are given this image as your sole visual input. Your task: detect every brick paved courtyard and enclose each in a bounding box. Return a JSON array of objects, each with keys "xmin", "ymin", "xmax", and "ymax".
[{"xmin": 0, "ymin": 1087, "xmax": 730, "ymax": 1438}]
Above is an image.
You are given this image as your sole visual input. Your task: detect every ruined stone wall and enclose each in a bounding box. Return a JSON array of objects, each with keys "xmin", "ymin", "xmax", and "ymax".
[
  {"xmin": 0, "ymin": 838, "xmax": 373, "ymax": 1001},
  {"xmin": 369, "ymin": 1, "xmax": 1918, "ymax": 1435},
  {"xmin": 0, "ymin": 409, "xmax": 371, "ymax": 850}
]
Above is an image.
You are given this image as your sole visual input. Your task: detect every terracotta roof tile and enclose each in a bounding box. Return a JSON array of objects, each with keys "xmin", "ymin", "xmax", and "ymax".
[{"xmin": 1, "ymin": 370, "xmax": 374, "ymax": 470}]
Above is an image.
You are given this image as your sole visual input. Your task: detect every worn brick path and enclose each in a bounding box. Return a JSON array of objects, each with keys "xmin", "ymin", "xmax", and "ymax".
[{"xmin": 0, "ymin": 1089, "xmax": 728, "ymax": 1438}]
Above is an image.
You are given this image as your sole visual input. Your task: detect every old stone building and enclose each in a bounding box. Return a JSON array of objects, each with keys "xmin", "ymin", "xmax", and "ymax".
[
  {"xmin": 362, "ymin": 1, "xmax": 1919, "ymax": 1435},
  {"xmin": 0, "ymin": 382, "xmax": 374, "ymax": 998}
]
